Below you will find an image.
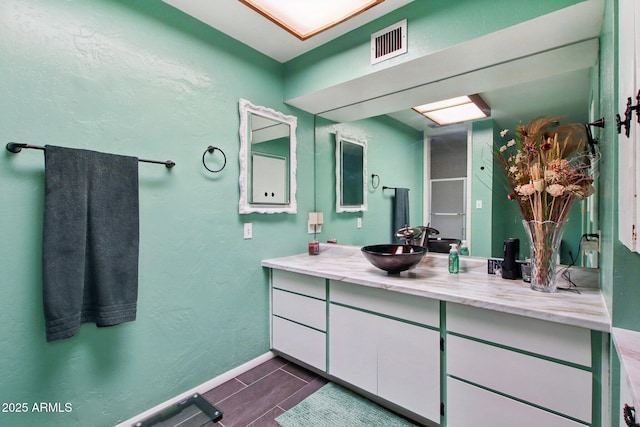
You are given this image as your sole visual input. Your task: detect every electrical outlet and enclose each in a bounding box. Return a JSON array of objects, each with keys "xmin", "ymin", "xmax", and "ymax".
[
  {"xmin": 244, "ymin": 223, "xmax": 252, "ymax": 239},
  {"xmin": 357, "ymin": 218, "xmax": 362, "ymax": 228},
  {"xmin": 308, "ymin": 224, "xmax": 322, "ymax": 234},
  {"xmin": 581, "ymin": 232, "xmax": 600, "ymax": 253}
]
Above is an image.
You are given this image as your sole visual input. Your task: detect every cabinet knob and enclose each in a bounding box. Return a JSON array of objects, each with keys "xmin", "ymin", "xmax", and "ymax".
[{"xmin": 624, "ymin": 404, "xmax": 639, "ymax": 427}]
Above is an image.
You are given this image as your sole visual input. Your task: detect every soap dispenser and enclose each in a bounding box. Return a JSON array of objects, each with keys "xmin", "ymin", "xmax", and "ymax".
[
  {"xmin": 448, "ymin": 243, "xmax": 459, "ymax": 274},
  {"xmin": 459, "ymin": 240, "xmax": 469, "ymax": 256}
]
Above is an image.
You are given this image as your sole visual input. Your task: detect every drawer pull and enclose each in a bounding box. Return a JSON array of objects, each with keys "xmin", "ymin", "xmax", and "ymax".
[{"xmin": 624, "ymin": 404, "xmax": 639, "ymax": 427}]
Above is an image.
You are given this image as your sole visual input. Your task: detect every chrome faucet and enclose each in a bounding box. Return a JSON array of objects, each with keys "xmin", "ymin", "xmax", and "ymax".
[{"xmin": 396, "ymin": 225, "xmax": 439, "ymax": 247}]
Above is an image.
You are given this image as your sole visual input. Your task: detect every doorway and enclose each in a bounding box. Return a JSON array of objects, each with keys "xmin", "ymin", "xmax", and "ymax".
[{"xmin": 424, "ymin": 129, "xmax": 469, "ymax": 243}]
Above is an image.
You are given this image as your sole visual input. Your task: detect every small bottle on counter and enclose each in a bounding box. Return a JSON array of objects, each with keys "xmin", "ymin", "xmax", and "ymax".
[
  {"xmin": 308, "ymin": 240, "xmax": 320, "ymax": 255},
  {"xmin": 448, "ymin": 243, "xmax": 459, "ymax": 274},
  {"xmin": 459, "ymin": 240, "xmax": 469, "ymax": 256}
]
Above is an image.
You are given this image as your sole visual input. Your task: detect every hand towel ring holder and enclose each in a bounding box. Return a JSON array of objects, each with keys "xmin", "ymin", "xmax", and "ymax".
[{"xmin": 202, "ymin": 146, "xmax": 226, "ymax": 173}]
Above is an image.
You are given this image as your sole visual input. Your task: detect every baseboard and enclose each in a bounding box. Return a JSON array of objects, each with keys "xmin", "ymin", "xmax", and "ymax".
[{"xmin": 115, "ymin": 351, "xmax": 276, "ymax": 427}]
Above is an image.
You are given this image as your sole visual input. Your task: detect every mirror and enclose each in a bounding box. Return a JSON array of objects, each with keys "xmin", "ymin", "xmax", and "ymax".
[
  {"xmin": 239, "ymin": 98, "xmax": 297, "ymax": 214},
  {"xmin": 308, "ymin": 3, "xmax": 600, "ymax": 262},
  {"xmin": 315, "ymin": 116, "xmax": 423, "ymax": 247},
  {"xmin": 336, "ymin": 132, "xmax": 367, "ymax": 212}
]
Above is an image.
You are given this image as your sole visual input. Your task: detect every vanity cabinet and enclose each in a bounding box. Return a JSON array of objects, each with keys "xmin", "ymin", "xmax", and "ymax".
[
  {"xmin": 270, "ymin": 270, "xmax": 326, "ymax": 371},
  {"xmin": 446, "ymin": 303, "xmax": 601, "ymax": 427},
  {"xmin": 328, "ymin": 281, "xmax": 441, "ymax": 423},
  {"xmin": 266, "ymin": 259, "xmax": 608, "ymax": 427}
]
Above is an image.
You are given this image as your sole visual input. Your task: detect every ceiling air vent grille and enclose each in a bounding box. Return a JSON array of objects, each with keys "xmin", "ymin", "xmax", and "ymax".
[{"xmin": 371, "ymin": 19, "xmax": 407, "ymax": 64}]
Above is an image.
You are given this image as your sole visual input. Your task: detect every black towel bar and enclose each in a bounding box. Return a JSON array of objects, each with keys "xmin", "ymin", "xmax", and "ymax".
[
  {"xmin": 383, "ymin": 186, "xmax": 409, "ymax": 191},
  {"xmin": 6, "ymin": 142, "xmax": 176, "ymax": 168}
]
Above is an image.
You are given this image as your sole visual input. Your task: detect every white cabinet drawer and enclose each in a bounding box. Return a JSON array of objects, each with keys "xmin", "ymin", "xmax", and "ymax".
[
  {"xmin": 272, "ymin": 316, "xmax": 326, "ymax": 371},
  {"xmin": 272, "ymin": 270, "xmax": 325, "ymax": 299},
  {"xmin": 272, "ymin": 289, "xmax": 326, "ymax": 331},
  {"xmin": 330, "ymin": 281, "xmax": 439, "ymax": 327},
  {"xmin": 447, "ymin": 303, "xmax": 591, "ymax": 366},
  {"xmin": 447, "ymin": 335, "xmax": 592, "ymax": 423},
  {"xmin": 447, "ymin": 377, "xmax": 585, "ymax": 427}
]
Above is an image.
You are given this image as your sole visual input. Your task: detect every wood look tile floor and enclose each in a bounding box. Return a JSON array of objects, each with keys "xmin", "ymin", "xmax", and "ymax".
[{"xmin": 201, "ymin": 356, "xmax": 328, "ymax": 427}]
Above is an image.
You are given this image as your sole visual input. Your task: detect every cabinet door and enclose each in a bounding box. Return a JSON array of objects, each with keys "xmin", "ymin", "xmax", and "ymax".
[
  {"xmin": 447, "ymin": 377, "xmax": 585, "ymax": 427},
  {"xmin": 329, "ymin": 304, "xmax": 378, "ymax": 394},
  {"xmin": 330, "ymin": 304, "xmax": 441, "ymax": 422},
  {"xmin": 378, "ymin": 317, "xmax": 440, "ymax": 422},
  {"xmin": 620, "ymin": 361, "xmax": 634, "ymax": 427},
  {"xmin": 618, "ymin": 0, "xmax": 639, "ymax": 251},
  {"xmin": 252, "ymin": 153, "xmax": 287, "ymax": 204}
]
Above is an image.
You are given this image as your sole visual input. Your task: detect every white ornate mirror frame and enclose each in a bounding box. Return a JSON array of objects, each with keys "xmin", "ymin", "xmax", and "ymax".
[
  {"xmin": 239, "ymin": 98, "xmax": 297, "ymax": 214},
  {"xmin": 335, "ymin": 132, "xmax": 367, "ymax": 213}
]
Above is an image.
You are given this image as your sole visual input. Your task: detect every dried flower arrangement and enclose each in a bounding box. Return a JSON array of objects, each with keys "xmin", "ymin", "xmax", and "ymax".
[
  {"xmin": 495, "ymin": 117, "xmax": 595, "ymax": 223},
  {"xmin": 495, "ymin": 117, "xmax": 596, "ymax": 292}
]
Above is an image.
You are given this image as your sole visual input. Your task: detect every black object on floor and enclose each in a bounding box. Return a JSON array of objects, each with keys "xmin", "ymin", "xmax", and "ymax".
[{"xmin": 135, "ymin": 393, "xmax": 223, "ymax": 427}]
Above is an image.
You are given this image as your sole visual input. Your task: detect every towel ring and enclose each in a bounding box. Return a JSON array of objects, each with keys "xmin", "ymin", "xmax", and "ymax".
[
  {"xmin": 371, "ymin": 174, "xmax": 380, "ymax": 189},
  {"xmin": 202, "ymin": 146, "xmax": 226, "ymax": 173}
]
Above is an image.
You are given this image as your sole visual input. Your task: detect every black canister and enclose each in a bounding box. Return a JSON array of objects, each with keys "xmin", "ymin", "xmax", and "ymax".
[{"xmin": 501, "ymin": 238, "xmax": 521, "ymax": 279}]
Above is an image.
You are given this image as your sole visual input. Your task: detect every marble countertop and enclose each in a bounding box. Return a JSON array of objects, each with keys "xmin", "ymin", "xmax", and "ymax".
[
  {"xmin": 262, "ymin": 244, "xmax": 610, "ymax": 332},
  {"xmin": 612, "ymin": 327, "xmax": 640, "ymax": 412}
]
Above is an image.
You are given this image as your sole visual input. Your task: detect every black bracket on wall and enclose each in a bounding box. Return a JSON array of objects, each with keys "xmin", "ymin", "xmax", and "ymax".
[
  {"xmin": 585, "ymin": 117, "xmax": 605, "ymax": 156},
  {"xmin": 616, "ymin": 90, "xmax": 640, "ymax": 137},
  {"xmin": 624, "ymin": 404, "xmax": 640, "ymax": 427}
]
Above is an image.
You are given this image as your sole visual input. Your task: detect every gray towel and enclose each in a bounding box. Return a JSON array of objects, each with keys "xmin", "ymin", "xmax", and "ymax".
[
  {"xmin": 43, "ymin": 145, "xmax": 139, "ymax": 342},
  {"xmin": 392, "ymin": 188, "xmax": 410, "ymax": 244}
]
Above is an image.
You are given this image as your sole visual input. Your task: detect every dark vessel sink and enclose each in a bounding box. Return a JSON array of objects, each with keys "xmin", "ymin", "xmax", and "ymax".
[
  {"xmin": 361, "ymin": 244, "xmax": 427, "ymax": 274},
  {"xmin": 427, "ymin": 238, "xmax": 461, "ymax": 253}
]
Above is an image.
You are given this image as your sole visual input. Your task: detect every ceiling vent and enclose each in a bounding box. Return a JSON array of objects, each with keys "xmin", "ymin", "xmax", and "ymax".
[{"xmin": 371, "ymin": 19, "xmax": 407, "ymax": 64}]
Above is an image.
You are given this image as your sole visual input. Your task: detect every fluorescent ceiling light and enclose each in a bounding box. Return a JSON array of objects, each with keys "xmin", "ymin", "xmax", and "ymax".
[
  {"xmin": 238, "ymin": 0, "xmax": 385, "ymax": 40},
  {"xmin": 413, "ymin": 95, "xmax": 491, "ymax": 126}
]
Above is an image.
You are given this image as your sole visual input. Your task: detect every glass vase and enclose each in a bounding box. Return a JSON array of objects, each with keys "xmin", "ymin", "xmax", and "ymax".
[{"xmin": 522, "ymin": 220, "xmax": 567, "ymax": 293}]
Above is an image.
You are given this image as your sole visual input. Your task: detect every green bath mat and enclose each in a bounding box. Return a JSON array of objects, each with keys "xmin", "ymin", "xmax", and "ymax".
[{"xmin": 275, "ymin": 383, "xmax": 418, "ymax": 427}]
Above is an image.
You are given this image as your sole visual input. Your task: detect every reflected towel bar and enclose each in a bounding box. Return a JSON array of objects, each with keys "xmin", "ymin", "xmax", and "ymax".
[
  {"xmin": 6, "ymin": 142, "xmax": 176, "ymax": 168},
  {"xmin": 383, "ymin": 186, "xmax": 409, "ymax": 191}
]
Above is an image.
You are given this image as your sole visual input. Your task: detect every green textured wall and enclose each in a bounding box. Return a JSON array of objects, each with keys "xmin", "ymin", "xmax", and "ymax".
[
  {"xmin": 314, "ymin": 116, "xmax": 423, "ymax": 245},
  {"xmin": 469, "ymin": 121, "xmax": 494, "ymax": 258},
  {"xmin": 598, "ymin": 0, "xmax": 616, "ymax": 316},
  {"xmin": 0, "ymin": 1, "xmax": 313, "ymax": 426},
  {"xmin": 284, "ymin": 0, "xmax": 585, "ymax": 102},
  {"xmin": 598, "ymin": 0, "xmax": 640, "ymax": 331}
]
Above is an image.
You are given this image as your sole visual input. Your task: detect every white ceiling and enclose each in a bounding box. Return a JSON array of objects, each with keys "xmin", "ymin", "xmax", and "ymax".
[
  {"xmin": 162, "ymin": 0, "xmax": 604, "ymax": 133},
  {"xmin": 162, "ymin": 0, "xmax": 413, "ymax": 63}
]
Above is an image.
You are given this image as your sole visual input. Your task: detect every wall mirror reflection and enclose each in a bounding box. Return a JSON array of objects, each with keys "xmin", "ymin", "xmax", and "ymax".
[
  {"xmin": 239, "ymin": 98, "xmax": 297, "ymax": 214},
  {"xmin": 336, "ymin": 132, "xmax": 367, "ymax": 213},
  {"xmin": 308, "ymin": 2, "xmax": 600, "ymax": 265}
]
